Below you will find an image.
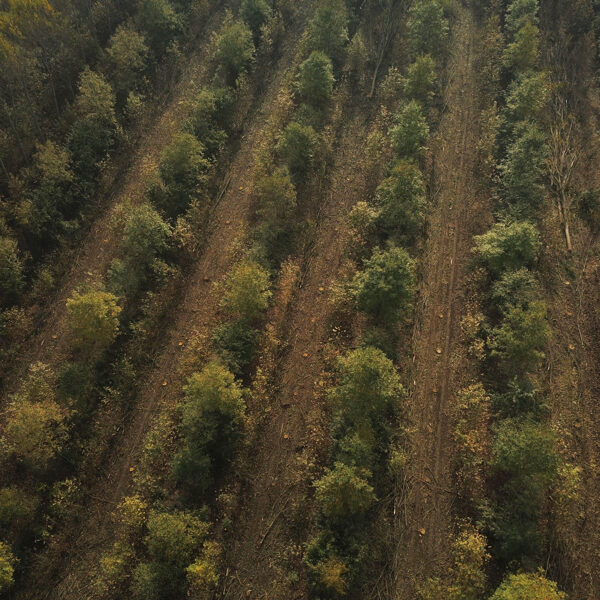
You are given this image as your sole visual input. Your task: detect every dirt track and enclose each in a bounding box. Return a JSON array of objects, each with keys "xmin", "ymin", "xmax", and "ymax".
[
  {"xmin": 14, "ymin": 8, "xmax": 311, "ymax": 598},
  {"xmin": 391, "ymin": 9, "xmax": 490, "ymax": 598}
]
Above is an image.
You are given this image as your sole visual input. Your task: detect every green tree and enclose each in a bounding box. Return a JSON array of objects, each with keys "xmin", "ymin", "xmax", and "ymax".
[
  {"xmin": 490, "ymin": 572, "xmax": 565, "ymax": 600},
  {"xmin": 214, "ymin": 19, "xmax": 254, "ymax": 86},
  {"xmin": 66, "ymin": 290, "xmax": 121, "ymax": 354},
  {"xmin": 499, "ymin": 122, "xmax": 547, "ymax": 216},
  {"xmin": 136, "ymin": 0, "xmax": 181, "ymax": 57},
  {"xmin": 253, "ymin": 167, "xmax": 297, "ymax": 267},
  {"xmin": 296, "ymin": 51, "xmax": 334, "ymax": 110},
  {"xmin": 351, "ymin": 245, "xmax": 415, "ymax": 320},
  {"xmin": 502, "ymin": 20, "xmax": 539, "ymax": 73},
  {"xmin": 503, "ymin": 71, "xmax": 548, "ymax": 124},
  {"xmin": 277, "ymin": 122, "xmax": 317, "ymax": 184},
  {"xmin": 0, "ymin": 237, "xmax": 23, "ymax": 306},
  {"xmin": 0, "ymin": 542, "xmax": 15, "ymax": 592},
  {"xmin": 157, "ymin": 132, "xmax": 210, "ymax": 219},
  {"xmin": 491, "ymin": 420, "xmax": 559, "ymax": 565},
  {"xmin": 0, "ymin": 486, "xmax": 39, "ymax": 545},
  {"xmin": 307, "ymin": 0, "xmax": 348, "ymax": 66},
  {"xmin": 374, "ymin": 159, "xmax": 425, "ymax": 244},
  {"xmin": 212, "ymin": 319, "xmax": 258, "ymax": 377},
  {"xmin": 405, "ymin": 54, "xmax": 437, "ymax": 105},
  {"xmin": 408, "ymin": 0, "xmax": 449, "ymax": 58},
  {"xmin": 490, "ymin": 268, "xmax": 539, "ymax": 313},
  {"xmin": 488, "ymin": 300, "xmax": 549, "ymax": 377},
  {"xmin": 106, "ymin": 25, "xmax": 148, "ymax": 104},
  {"xmin": 314, "ymin": 462, "xmax": 376, "ymax": 520},
  {"xmin": 472, "ymin": 221, "xmax": 540, "ymax": 276},
  {"xmin": 240, "ymin": 0, "xmax": 271, "ymax": 41},
  {"xmin": 329, "ymin": 346, "xmax": 403, "ymax": 427},
  {"xmin": 504, "ymin": 0, "xmax": 539, "ymax": 38},
  {"xmin": 173, "ymin": 362, "xmax": 245, "ymax": 495},
  {"xmin": 219, "ymin": 260, "xmax": 272, "ymax": 322},
  {"xmin": 389, "ymin": 100, "xmax": 429, "ymax": 159}
]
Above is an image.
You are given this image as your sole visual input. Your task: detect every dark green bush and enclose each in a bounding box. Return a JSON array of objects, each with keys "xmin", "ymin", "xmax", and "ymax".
[
  {"xmin": 374, "ymin": 159, "xmax": 425, "ymax": 244},
  {"xmin": 240, "ymin": 0, "xmax": 271, "ymax": 41},
  {"xmin": 351, "ymin": 245, "xmax": 415, "ymax": 321},
  {"xmin": 407, "ymin": 0, "xmax": 449, "ymax": 58},
  {"xmin": 405, "ymin": 54, "xmax": 437, "ymax": 105},
  {"xmin": 173, "ymin": 362, "xmax": 245, "ymax": 496},
  {"xmin": 307, "ymin": 0, "xmax": 349, "ymax": 66},
  {"xmin": 0, "ymin": 486, "xmax": 39, "ymax": 546},
  {"xmin": 389, "ymin": 100, "xmax": 429, "ymax": 159},
  {"xmin": 277, "ymin": 122, "xmax": 317, "ymax": 185},
  {"xmin": 212, "ymin": 320, "xmax": 258, "ymax": 377},
  {"xmin": 214, "ymin": 19, "xmax": 255, "ymax": 86},
  {"xmin": 489, "ymin": 268, "xmax": 539, "ymax": 313},
  {"xmin": 296, "ymin": 51, "xmax": 334, "ymax": 110},
  {"xmin": 136, "ymin": 0, "xmax": 181, "ymax": 58}
]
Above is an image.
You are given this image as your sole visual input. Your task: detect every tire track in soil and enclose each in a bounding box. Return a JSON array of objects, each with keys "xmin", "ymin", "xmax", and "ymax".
[
  {"xmin": 1, "ymin": 4, "xmax": 229, "ymax": 399},
  {"xmin": 221, "ymin": 107, "xmax": 373, "ymax": 600},
  {"xmin": 392, "ymin": 10, "xmax": 487, "ymax": 598},
  {"xmin": 15, "ymin": 13, "xmax": 310, "ymax": 600}
]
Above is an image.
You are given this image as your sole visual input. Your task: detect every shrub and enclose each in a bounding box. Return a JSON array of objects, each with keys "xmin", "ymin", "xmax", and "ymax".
[
  {"xmin": 0, "ymin": 542, "xmax": 15, "ymax": 592},
  {"xmin": 492, "ymin": 379, "xmax": 546, "ymax": 418},
  {"xmin": 66, "ymin": 290, "xmax": 121, "ymax": 354},
  {"xmin": 472, "ymin": 221, "xmax": 540, "ymax": 277},
  {"xmin": 0, "ymin": 237, "xmax": 23, "ymax": 306},
  {"xmin": 186, "ymin": 86, "xmax": 234, "ymax": 157},
  {"xmin": 253, "ymin": 168, "xmax": 297, "ymax": 267},
  {"xmin": 329, "ymin": 346, "xmax": 403, "ymax": 426},
  {"xmin": 219, "ymin": 260, "xmax": 272, "ymax": 323},
  {"xmin": 351, "ymin": 245, "xmax": 415, "ymax": 321},
  {"xmin": 214, "ymin": 19, "xmax": 255, "ymax": 86},
  {"xmin": 389, "ymin": 101, "xmax": 429, "ymax": 159},
  {"xmin": 3, "ymin": 392, "xmax": 69, "ymax": 470},
  {"xmin": 407, "ymin": 0, "xmax": 449, "ymax": 58},
  {"xmin": 157, "ymin": 133, "xmax": 210, "ymax": 219},
  {"xmin": 186, "ymin": 541, "xmax": 221, "ymax": 593},
  {"xmin": 374, "ymin": 159, "xmax": 425, "ymax": 244},
  {"xmin": 405, "ymin": 54, "xmax": 437, "ymax": 105},
  {"xmin": 278, "ymin": 122, "xmax": 317, "ymax": 185},
  {"xmin": 315, "ymin": 462, "xmax": 375, "ymax": 520},
  {"xmin": 212, "ymin": 320, "xmax": 258, "ymax": 377},
  {"xmin": 491, "ymin": 419, "xmax": 559, "ymax": 565},
  {"xmin": 240, "ymin": 0, "xmax": 271, "ymax": 41},
  {"xmin": 504, "ymin": 0, "xmax": 539, "ymax": 37},
  {"xmin": 296, "ymin": 51, "xmax": 334, "ymax": 110},
  {"xmin": 503, "ymin": 71, "xmax": 548, "ymax": 125},
  {"xmin": 490, "ymin": 572, "xmax": 565, "ymax": 600},
  {"xmin": 307, "ymin": 0, "xmax": 349, "ymax": 66},
  {"xmin": 173, "ymin": 362, "xmax": 245, "ymax": 495},
  {"xmin": 488, "ymin": 300, "xmax": 549, "ymax": 377}
]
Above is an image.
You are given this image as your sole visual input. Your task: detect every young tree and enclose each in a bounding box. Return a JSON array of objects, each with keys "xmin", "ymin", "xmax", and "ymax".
[
  {"xmin": 307, "ymin": 0, "xmax": 349, "ymax": 66},
  {"xmin": 389, "ymin": 100, "xmax": 429, "ymax": 159},
  {"xmin": 219, "ymin": 260, "xmax": 272, "ymax": 323},
  {"xmin": 0, "ymin": 542, "xmax": 15, "ymax": 592},
  {"xmin": 253, "ymin": 167, "xmax": 297, "ymax": 267},
  {"xmin": 488, "ymin": 300, "xmax": 549, "ymax": 377},
  {"xmin": 490, "ymin": 572, "xmax": 565, "ymax": 600},
  {"xmin": 405, "ymin": 54, "xmax": 437, "ymax": 105},
  {"xmin": 240, "ymin": 0, "xmax": 271, "ymax": 41},
  {"xmin": 503, "ymin": 71, "xmax": 548, "ymax": 125},
  {"xmin": 277, "ymin": 122, "xmax": 317, "ymax": 185},
  {"xmin": 106, "ymin": 25, "xmax": 149, "ymax": 105},
  {"xmin": 374, "ymin": 158, "xmax": 425, "ymax": 244},
  {"xmin": 296, "ymin": 51, "xmax": 334, "ymax": 110},
  {"xmin": 504, "ymin": 0, "xmax": 539, "ymax": 37},
  {"xmin": 0, "ymin": 237, "xmax": 23, "ymax": 306},
  {"xmin": 136, "ymin": 0, "xmax": 181, "ymax": 57},
  {"xmin": 329, "ymin": 345, "xmax": 403, "ymax": 426},
  {"xmin": 502, "ymin": 20, "xmax": 539, "ymax": 73},
  {"xmin": 3, "ymin": 363, "xmax": 69, "ymax": 471},
  {"xmin": 490, "ymin": 268, "xmax": 539, "ymax": 313},
  {"xmin": 407, "ymin": 0, "xmax": 449, "ymax": 58},
  {"xmin": 214, "ymin": 19, "xmax": 254, "ymax": 86},
  {"xmin": 314, "ymin": 462, "xmax": 375, "ymax": 520},
  {"xmin": 66, "ymin": 290, "xmax": 121, "ymax": 354},
  {"xmin": 157, "ymin": 133, "xmax": 210, "ymax": 219},
  {"xmin": 351, "ymin": 245, "xmax": 415, "ymax": 320},
  {"xmin": 0, "ymin": 486, "xmax": 39, "ymax": 544},
  {"xmin": 472, "ymin": 221, "xmax": 540, "ymax": 276},
  {"xmin": 173, "ymin": 362, "xmax": 245, "ymax": 495}
]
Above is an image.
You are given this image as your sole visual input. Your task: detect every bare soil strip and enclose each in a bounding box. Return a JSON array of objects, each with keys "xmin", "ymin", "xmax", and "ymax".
[
  {"xmin": 15, "ymin": 13, "xmax": 310, "ymax": 599},
  {"xmin": 392, "ymin": 10, "xmax": 490, "ymax": 598}
]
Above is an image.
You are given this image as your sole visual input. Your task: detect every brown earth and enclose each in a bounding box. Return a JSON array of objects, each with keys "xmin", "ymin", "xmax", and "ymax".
[
  {"xmin": 390, "ymin": 8, "xmax": 492, "ymax": 598},
  {"xmin": 13, "ymin": 6, "xmax": 313, "ymax": 599}
]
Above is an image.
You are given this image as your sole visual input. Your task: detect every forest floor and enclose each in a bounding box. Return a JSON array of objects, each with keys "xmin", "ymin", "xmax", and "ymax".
[
  {"xmin": 14, "ymin": 6, "xmax": 311, "ymax": 598},
  {"xmin": 390, "ymin": 8, "xmax": 491, "ymax": 598}
]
